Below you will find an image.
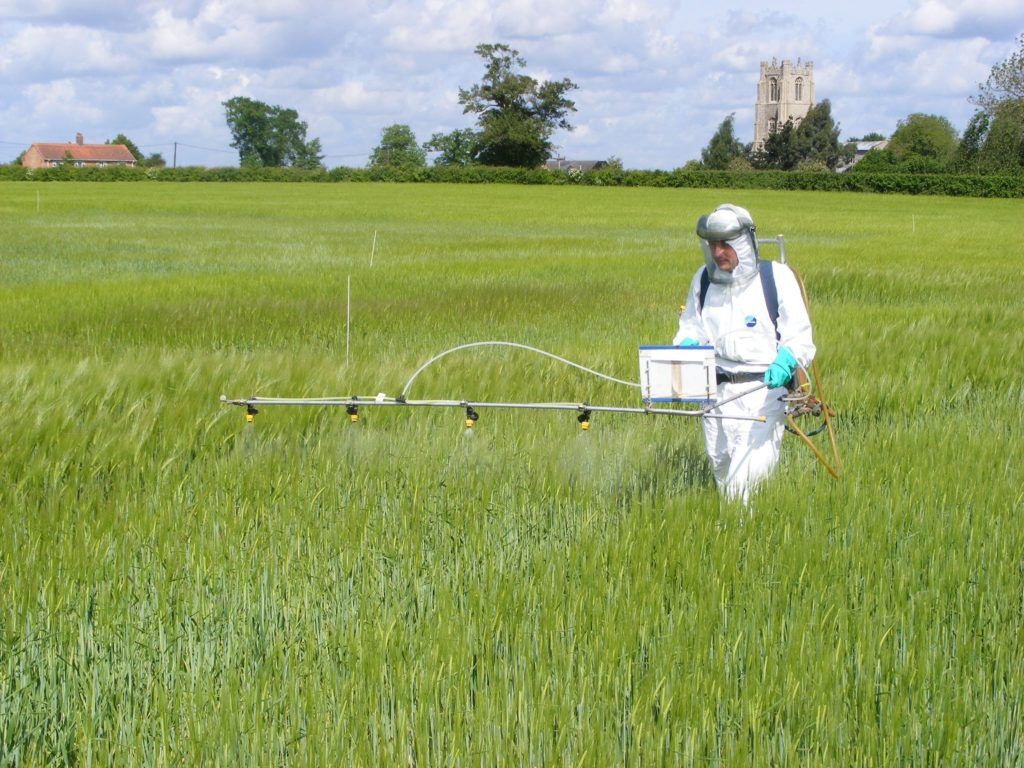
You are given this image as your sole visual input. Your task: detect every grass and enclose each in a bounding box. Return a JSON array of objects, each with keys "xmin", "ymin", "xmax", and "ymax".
[{"xmin": 1, "ymin": 181, "xmax": 1023, "ymax": 765}]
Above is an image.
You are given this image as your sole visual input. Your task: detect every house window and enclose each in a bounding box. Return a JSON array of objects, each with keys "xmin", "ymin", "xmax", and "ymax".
[
  {"xmin": 795, "ymin": 78, "xmax": 803, "ymax": 101},
  {"xmin": 769, "ymin": 78, "xmax": 779, "ymax": 101}
]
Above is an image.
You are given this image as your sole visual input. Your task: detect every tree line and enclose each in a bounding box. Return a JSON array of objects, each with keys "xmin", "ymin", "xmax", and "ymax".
[
  {"xmin": 695, "ymin": 33, "xmax": 1024, "ymax": 175},
  {"xmin": 20, "ymin": 35, "xmax": 1024, "ymax": 176}
]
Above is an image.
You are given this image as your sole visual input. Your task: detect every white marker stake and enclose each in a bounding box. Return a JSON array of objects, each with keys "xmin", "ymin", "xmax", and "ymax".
[{"xmin": 346, "ymin": 275, "xmax": 351, "ymax": 367}]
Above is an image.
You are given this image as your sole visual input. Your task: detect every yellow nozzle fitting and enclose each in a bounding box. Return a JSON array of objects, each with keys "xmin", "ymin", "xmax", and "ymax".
[
  {"xmin": 580, "ymin": 420, "xmax": 590, "ymax": 431},
  {"xmin": 464, "ymin": 418, "xmax": 475, "ymax": 429},
  {"xmin": 245, "ymin": 413, "xmax": 255, "ymax": 423},
  {"xmin": 350, "ymin": 413, "xmax": 359, "ymax": 423}
]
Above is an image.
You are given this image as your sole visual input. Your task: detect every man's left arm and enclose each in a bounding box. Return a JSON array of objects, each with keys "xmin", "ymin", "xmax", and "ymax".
[{"xmin": 774, "ymin": 264, "xmax": 816, "ymax": 368}]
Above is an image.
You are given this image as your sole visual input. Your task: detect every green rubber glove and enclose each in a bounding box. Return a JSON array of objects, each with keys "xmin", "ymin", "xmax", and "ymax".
[
  {"xmin": 677, "ymin": 337, "xmax": 699, "ymax": 347},
  {"xmin": 764, "ymin": 346, "xmax": 797, "ymax": 388}
]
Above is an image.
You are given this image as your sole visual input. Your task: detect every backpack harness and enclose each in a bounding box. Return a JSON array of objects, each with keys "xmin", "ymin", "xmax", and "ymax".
[{"xmin": 698, "ymin": 259, "xmax": 781, "ymax": 342}]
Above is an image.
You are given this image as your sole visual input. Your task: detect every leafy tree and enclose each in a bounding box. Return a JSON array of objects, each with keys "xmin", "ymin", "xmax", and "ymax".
[
  {"xmin": 846, "ymin": 147, "xmax": 900, "ymax": 173},
  {"xmin": 792, "ymin": 100, "xmax": 850, "ymax": 170},
  {"xmin": 978, "ymin": 101, "xmax": 1024, "ymax": 173},
  {"xmin": 107, "ymin": 133, "xmax": 143, "ymax": 163},
  {"xmin": 753, "ymin": 100, "xmax": 849, "ymax": 170},
  {"xmin": 961, "ymin": 38, "xmax": 1024, "ymax": 174},
  {"xmin": 887, "ymin": 113, "xmax": 958, "ymax": 166},
  {"xmin": 370, "ymin": 124, "xmax": 426, "ymax": 168},
  {"xmin": 753, "ymin": 119, "xmax": 801, "ymax": 169},
  {"xmin": 951, "ymin": 111, "xmax": 990, "ymax": 172},
  {"xmin": 290, "ymin": 138, "xmax": 325, "ymax": 171},
  {"xmin": 700, "ymin": 114, "xmax": 746, "ymax": 169},
  {"xmin": 105, "ymin": 135, "xmax": 167, "ymax": 167},
  {"xmin": 972, "ymin": 32, "xmax": 1024, "ymax": 114},
  {"xmin": 727, "ymin": 155, "xmax": 754, "ymax": 171},
  {"xmin": 604, "ymin": 155, "xmax": 624, "ymax": 171},
  {"xmin": 423, "ymin": 128, "xmax": 478, "ymax": 166},
  {"xmin": 458, "ymin": 43, "xmax": 577, "ymax": 167},
  {"xmin": 223, "ymin": 96, "xmax": 324, "ymax": 169}
]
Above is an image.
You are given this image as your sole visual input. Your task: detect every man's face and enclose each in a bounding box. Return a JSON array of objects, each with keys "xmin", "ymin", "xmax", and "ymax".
[{"xmin": 709, "ymin": 240, "xmax": 739, "ymax": 272}]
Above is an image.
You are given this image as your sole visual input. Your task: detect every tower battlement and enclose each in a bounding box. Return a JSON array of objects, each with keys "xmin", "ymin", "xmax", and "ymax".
[{"xmin": 754, "ymin": 57, "xmax": 815, "ymax": 149}]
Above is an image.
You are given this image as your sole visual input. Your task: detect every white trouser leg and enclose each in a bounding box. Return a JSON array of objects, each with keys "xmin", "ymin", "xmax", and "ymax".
[{"xmin": 702, "ymin": 383, "xmax": 787, "ymax": 503}]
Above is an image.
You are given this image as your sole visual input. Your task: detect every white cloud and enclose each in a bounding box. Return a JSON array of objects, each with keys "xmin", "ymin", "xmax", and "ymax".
[
  {"xmin": 895, "ymin": 0, "xmax": 1024, "ymax": 38},
  {"xmin": 23, "ymin": 79, "xmax": 103, "ymax": 127},
  {"xmin": 598, "ymin": 0, "xmax": 664, "ymax": 24},
  {"xmin": 0, "ymin": 24, "xmax": 131, "ymax": 78},
  {"xmin": 1, "ymin": 0, "xmax": 1021, "ymax": 168},
  {"xmin": 314, "ymin": 81, "xmax": 380, "ymax": 111}
]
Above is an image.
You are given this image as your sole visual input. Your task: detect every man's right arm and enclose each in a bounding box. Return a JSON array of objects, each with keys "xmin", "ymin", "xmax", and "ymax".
[{"xmin": 672, "ymin": 270, "xmax": 706, "ymax": 346}]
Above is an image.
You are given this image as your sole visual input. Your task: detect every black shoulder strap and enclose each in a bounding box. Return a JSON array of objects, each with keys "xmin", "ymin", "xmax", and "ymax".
[
  {"xmin": 698, "ymin": 267, "xmax": 710, "ymax": 312},
  {"xmin": 699, "ymin": 262, "xmax": 780, "ymax": 341},
  {"xmin": 759, "ymin": 260, "xmax": 781, "ymax": 341}
]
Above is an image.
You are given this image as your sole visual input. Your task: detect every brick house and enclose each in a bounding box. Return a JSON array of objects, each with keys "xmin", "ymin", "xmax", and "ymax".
[{"xmin": 21, "ymin": 133, "xmax": 137, "ymax": 169}]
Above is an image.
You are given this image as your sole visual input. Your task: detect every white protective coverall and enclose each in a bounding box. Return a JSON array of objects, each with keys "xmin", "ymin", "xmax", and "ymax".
[{"xmin": 673, "ymin": 206, "xmax": 815, "ymax": 502}]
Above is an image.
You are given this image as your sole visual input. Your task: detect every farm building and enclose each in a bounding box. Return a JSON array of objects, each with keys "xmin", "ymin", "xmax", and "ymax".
[
  {"xmin": 836, "ymin": 139, "xmax": 890, "ymax": 172},
  {"xmin": 21, "ymin": 133, "xmax": 137, "ymax": 169},
  {"xmin": 544, "ymin": 159, "xmax": 607, "ymax": 171}
]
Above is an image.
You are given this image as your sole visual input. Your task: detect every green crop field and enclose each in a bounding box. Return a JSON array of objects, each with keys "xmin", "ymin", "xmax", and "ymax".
[{"xmin": 2, "ymin": 181, "xmax": 1022, "ymax": 766}]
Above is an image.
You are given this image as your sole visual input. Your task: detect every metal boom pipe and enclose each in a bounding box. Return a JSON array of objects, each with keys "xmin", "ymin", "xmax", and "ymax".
[{"xmin": 219, "ymin": 395, "xmax": 768, "ymax": 423}]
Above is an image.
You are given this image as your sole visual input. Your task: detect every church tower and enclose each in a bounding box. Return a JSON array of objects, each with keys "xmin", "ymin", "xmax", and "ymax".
[{"xmin": 754, "ymin": 57, "xmax": 814, "ymax": 149}]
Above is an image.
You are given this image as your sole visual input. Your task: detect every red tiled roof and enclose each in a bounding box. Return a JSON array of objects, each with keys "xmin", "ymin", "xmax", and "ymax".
[{"xmin": 30, "ymin": 143, "xmax": 136, "ymax": 162}]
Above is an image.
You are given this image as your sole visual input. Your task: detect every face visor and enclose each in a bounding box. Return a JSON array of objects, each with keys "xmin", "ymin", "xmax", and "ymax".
[{"xmin": 695, "ymin": 204, "xmax": 759, "ymax": 285}]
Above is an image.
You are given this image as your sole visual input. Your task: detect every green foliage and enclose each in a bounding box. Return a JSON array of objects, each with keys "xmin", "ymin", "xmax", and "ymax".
[
  {"xmin": 754, "ymin": 119, "xmax": 801, "ymax": 169},
  {"xmin": 978, "ymin": 101, "xmax": 1024, "ymax": 173},
  {"xmin": 888, "ymin": 113, "xmax": 958, "ymax": 166},
  {"xmin": 700, "ymin": 113, "xmax": 746, "ymax": 169},
  {"xmin": 3, "ymin": 163, "xmax": 1023, "ymax": 196},
  {"xmin": 972, "ymin": 32, "xmax": 1024, "ymax": 113},
  {"xmin": 794, "ymin": 100, "xmax": 851, "ymax": 170},
  {"xmin": 459, "ymin": 43, "xmax": 577, "ymax": 167},
  {"xmin": 369, "ymin": 124, "xmax": 427, "ymax": 169},
  {"xmin": 106, "ymin": 133, "xmax": 144, "ymax": 163},
  {"xmin": 223, "ymin": 96, "xmax": 324, "ymax": 169},
  {"xmin": 1, "ymin": 182, "xmax": 1023, "ymax": 764},
  {"xmin": 952, "ymin": 105, "xmax": 1024, "ymax": 175},
  {"xmin": 423, "ymin": 128, "xmax": 479, "ymax": 166},
  {"xmin": 951, "ymin": 111, "xmax": 988, "ymax": 173},
  {"xmin": 755, "ymin": 100, "xmax": 849, "ymax": 170}
]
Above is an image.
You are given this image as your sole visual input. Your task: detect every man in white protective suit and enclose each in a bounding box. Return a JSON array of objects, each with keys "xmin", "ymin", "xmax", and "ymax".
[{"xmin": 673, "ymin": 204, "xmax": 815, "ymax": 504}]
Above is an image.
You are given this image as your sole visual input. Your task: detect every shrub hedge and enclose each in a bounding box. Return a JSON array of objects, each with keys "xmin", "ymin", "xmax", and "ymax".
[{"xmin": 1, "ymin": 162, "xmax": 1021, "ymax": 197}]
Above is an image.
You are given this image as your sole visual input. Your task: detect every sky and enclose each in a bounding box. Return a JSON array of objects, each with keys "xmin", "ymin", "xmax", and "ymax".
[{"xmin": 1, "ymin": 0, "xmax": 1022, "ymax": 169}]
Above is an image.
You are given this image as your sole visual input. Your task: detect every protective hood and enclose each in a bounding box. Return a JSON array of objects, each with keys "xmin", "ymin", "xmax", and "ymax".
[{"xmin": 696, "ymin": 204, "xmax": 760, "ymax": 286}]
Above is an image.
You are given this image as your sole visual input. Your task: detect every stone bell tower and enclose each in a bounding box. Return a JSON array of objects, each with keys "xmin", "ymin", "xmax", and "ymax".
[{"xmin": 754, "ymin": 57, "xmax": 814, "ymax": 149}]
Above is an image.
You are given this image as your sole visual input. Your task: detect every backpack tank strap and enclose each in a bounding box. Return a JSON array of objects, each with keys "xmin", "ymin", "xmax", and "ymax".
[{"xmin": 759, "ymin": 260, "xmax": 781, "ymax": 341}]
